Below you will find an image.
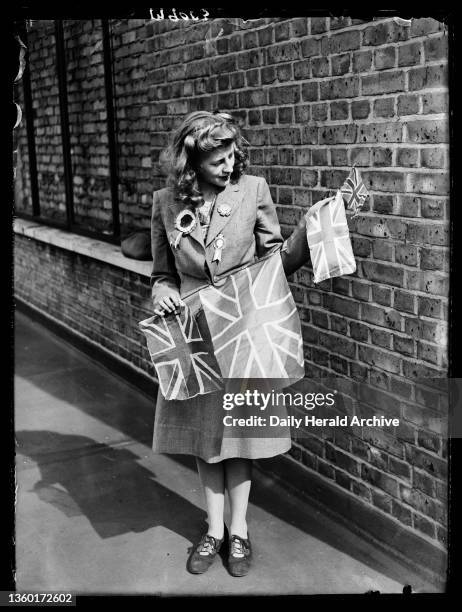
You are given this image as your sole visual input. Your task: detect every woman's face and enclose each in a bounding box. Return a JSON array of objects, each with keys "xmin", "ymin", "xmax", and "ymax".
[{"xmin": 196, "ymin": 142, "xmax": 235, "ymax": 189}]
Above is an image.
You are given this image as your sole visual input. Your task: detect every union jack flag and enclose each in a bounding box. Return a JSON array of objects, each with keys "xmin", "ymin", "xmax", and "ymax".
[
  {"xmin": 199, "ymin": 251, "xmax": 305, "ymax": 382},
  {"xmin": 340, "ymin": 166, "xmax": 369, "ymax": 215},
  {"xmin": 139, "ymin": 306, "xmax": 223, "ymax": 400},
  {"xmin": 305, "ymin": 190, "xmax": 356, "ymax": 284}
]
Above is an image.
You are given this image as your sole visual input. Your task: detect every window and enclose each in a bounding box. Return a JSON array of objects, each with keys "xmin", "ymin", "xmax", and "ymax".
[{"xmin": 15, "ymin": 19, "xmax": 120, "ymax": 243}]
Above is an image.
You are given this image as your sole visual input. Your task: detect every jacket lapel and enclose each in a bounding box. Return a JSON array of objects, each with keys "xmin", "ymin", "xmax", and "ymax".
[{"xmin": 206, "ymin": 181, "xmax": 243, "ymax": 247}]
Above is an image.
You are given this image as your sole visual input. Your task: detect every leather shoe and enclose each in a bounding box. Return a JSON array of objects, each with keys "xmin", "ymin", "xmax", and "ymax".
[
  {"xmin": 187, "ymin": 532, "xmax": 225, "ymax": 574},
  {"xmin": 228, "ymin": 533, "xmax": 252, "ymax": 577}
]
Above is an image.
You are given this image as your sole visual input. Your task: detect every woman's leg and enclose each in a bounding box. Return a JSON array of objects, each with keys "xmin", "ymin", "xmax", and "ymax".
[
  {"xmin": 224, "ymin": 458, "xmax": 252, "ymax": 538},
  {"xmin": 195, "ymin": 457, "xmax": 225, "ymax": 540}
]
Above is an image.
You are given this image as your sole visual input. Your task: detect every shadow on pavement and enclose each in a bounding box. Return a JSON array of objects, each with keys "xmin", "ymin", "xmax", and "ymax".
[{"xmin": 16, "ymin": 430, "xmax": 207, "ymax": 542}]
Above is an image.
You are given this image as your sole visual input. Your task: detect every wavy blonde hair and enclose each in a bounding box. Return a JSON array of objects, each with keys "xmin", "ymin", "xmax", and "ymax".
[{"xmin": 159, "ymin": 110, "xmax": 249, "ymax": 208}]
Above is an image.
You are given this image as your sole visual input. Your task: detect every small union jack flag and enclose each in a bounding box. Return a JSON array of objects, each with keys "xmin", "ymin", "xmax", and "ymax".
[
  {"xmin": 139, "ymin": 306, "xmax": 223, "ymax": 400},
  {"xmin": 199, "ymin": 252, "xmax": 305, "ymax": 383},
  {"xmin": 340, "ymin": 166, "xmax": 369, "ymax": 216},
  {"xmin": 305, "ymin": 190, "xmax": 357, "ymax": 284}
]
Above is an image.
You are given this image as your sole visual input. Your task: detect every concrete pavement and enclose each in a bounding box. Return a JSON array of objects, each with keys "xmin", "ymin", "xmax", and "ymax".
[{"xmin": 14, "ymin": 310, "xmax": 442, "ymax": 595}]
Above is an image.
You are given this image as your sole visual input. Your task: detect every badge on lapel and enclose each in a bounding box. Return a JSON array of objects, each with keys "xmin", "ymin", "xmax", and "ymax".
[
  {"xmin": 169, "ymin": 209, "xmax": 197, "ymax": 249},
  {"xmin": 212, "ymin": 233, "xmax": 226, "ymax": 262},
  {"xmin": 217, "ymin": 204, "xmax": 231, "ymax": 217}
]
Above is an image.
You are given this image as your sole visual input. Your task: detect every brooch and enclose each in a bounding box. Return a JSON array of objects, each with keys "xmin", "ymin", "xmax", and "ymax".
[
  {"xmin": 217, "ymin": 203, "xmax": 231, "ymax": 217},
  {"xmin": 212, "ymin": 233, "xmax": 226, "ymax": 262},
  {"xmin": 170, "ymin": 209, "xmax": 197, "ymax": 249}
]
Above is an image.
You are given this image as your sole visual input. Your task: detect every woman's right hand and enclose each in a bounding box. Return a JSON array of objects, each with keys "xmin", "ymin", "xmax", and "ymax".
[{"xmin": 152, "ymin": 292, "xmax": 185, "ymax": 317}]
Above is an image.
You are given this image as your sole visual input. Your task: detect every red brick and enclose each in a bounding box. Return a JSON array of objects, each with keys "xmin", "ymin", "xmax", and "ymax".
[
  {"xmin": 410, "ymin": 18, "xmax": 446, "ymax": 38},
  {"xmin": 238, "ymin": 49, "xmax": 265, "ymax": 70},
  {"xmin": 421, "ymin": 147, "xmax": 446, "ymax": 169},
  {"xmin": 371, "ymin": 329, "xmax": 392, "ymax": 349},
  {"xmin": 372, "ymin": 240, "xmax": 393, "ymax": 261},
  {"xmin": 418, "ymin": 296, "xmax": 444, "ymax": 319},
  {"xmin": 352, "ymin": 50, "xmax": 372, "ymax": 72},
  {"xmin": 300, "ymin": 38, "xmax": 320, "ymax": 58},
  {"xmin": 373, "ymin": 98, "xmax": 395, "ymax": 119},
  {"xmin": 405, "ymin": 221, "xmax": 448, "ymax": 246},
  {"xmin": 327, "ymin": 30, "xmax": 361, "ymax": 54},
  {"xmin": 398, "ymin": 42, "xmax": 423, "ymax": 67},
  {"xmin": 310, "ymin": 17, "xmax": 328, "ymax": 34},
  {"xmin": 331, "ymin": 53, "xmax": 351, "ymax": 76},
  {"xmin": 372, "ymin": 147, "xmax": 393, "ymax": 166},
  {"xmin": 358, "ymin": 122, "xmax": 403, "ymax": 143},
  {"xmin": 361, "ymin": 464, "xmax": 399, "ymax": 497},
  {"xmin": 276, "ymin": 63, "xmax": 293, "ymax": 82},
  {"xmin": 311, "ymin": 57, "xmax": 330, "ymax": 78},
  {"xmin": 274, "ymin": 22, "xmax": 290, "ymax": 42},
  {"xmin": 419, "ymin": 247, "xmax": 447, "ymax": 271},
  {"xmin": 424, "ymin": 34, "xmax": 448, "ymax": 61},
  {"xmin": 391, "ymin": 500, "xmax": 413, "ymax": 526},
  {"xmin": 363, "ymin": 21, "xmax": 409, "ymax": 46},
  {"xmin": 293, "ymin": 59, "xmax": 310, "ymax": 80},
  {"xmin": 312, "ymin": 103, "xmax": 328, "ymax": 121},
  {"xmin": 320, "ymin": 76, "xmax": 360, "ymax": 100},
  {"xmin": 351, "ymin": 237, "xmax": 372, "ymax": 259},
  {"xmin": 329, "ymin": 16, "xmax": 352, "ymax": 30},
  {"xmin": 269, "ymin": 127, "xmax": 301, "ymax": 145},
  {"xmin": 362, "ymin": 170, "xmax": 405, "ymax": 192},
  {"xmin": 351, "ymin": 99, "xmax": 370, "ymax": 120},
  {"xmin": 421, "ymin": 91, "xmax": 449, "ymax": 114},
  {"xmin": 397, "ymin": 148, "xmax": 419, "ymax": 167},
  {"xmin": 319, "ymin": 124, "xmax": 357, "ymax": 144},
  {"xmin": 330, "ymin": 148, "xmax": 348, "ymax": 165},
  {"xmin": 374, "ymin": 46, "xmax": 396, "ymax": 70},
  {"xmin": 362, "ymin": 70, "xmax": 405, "ymax": 95},
  {"xmin": 361, "ymin": 261, "xmax": 405, "ymax": 287},
  {"xmin": 408, "ymin": 64, "xmax": 448, "ymax": 91},
  {"xmin": 413, "ymin": 513, "xmax": 436, "ymax": 538},
  {"xmin": 358, "ymin": 345, "xmax": 401, "ymax": 374},
  {"xmin": 266, "ymin": 42, "xmax": 300, "ymax": 64},
  {"xmin": 268, "ymin": 84, "xmax": 300, "ymax": 105},
  {"xmin": 420, "ymin": 198, "xmax": 447, "ymax": 220},
  {"xmin": 291, "ymin": 18, "xmax": 308, "ymax": 38},
  {"xmin": 406, "ymin": 119, "xmax": 448, "ymax": 144},
  {"xmin": 301, "ymin": 82, "xmax": 319, "ymax": 101},
  {"xmin": 407, "ymin": 172, "xmax": 449, "ymax": 196}
]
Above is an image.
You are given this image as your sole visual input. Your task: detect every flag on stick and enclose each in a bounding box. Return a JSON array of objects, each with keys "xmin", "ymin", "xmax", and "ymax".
[
  {"xmin": 305, "ymin": 190, "xmax": 356, "ymax": 284},
  {"xmin": 139, "ymin": 305, "xmax": 223, "ymax": 400},
  {"xmin": 199, "ymin": 251, "xmax": 305, "ymax": 382},
  {"xmin": 340, "ymin": 166, "xmax": 369, "ymax": 216}
]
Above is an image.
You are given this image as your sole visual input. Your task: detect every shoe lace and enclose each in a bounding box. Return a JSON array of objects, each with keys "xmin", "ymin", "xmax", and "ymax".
[
  {"xmin": 230, "ymin": 536, "xmax": 247, "ymax": 558},
  {"xmin": 197, "ymin": 535, "xmax": 217, "ymax": 556}
]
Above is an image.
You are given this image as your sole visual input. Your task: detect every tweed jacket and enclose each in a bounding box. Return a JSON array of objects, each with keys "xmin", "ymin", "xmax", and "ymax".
[{"xmin": 150, "ymin": 174, "xmax": 288, "ymax": 312}]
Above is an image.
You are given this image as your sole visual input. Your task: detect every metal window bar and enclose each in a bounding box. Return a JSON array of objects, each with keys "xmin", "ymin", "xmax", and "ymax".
[
  {"xmin": 21, "ymin": 27, "xmax": 40, "ymax": 218},
  {"xmin": 54, "ymin": 20, "xmax": 75, "ymax": 229},
  {"xmin": 102, "ymin": 18, "xmax": 121, "ymax": 242}
]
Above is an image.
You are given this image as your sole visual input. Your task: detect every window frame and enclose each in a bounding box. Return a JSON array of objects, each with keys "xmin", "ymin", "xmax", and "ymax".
[{"xmin": 17, "ymin": 19, "xmax": 121, "ymax": 245}]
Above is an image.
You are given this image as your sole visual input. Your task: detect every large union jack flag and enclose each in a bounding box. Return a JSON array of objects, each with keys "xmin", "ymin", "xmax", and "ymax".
[
  {"xmin": 340, "ymin": 166, "xmax": 369, "ymax": 216},
  {"xmin": 139, "ymin": 306, "xmax": 223, "ymax": 400},
  {"xmin": 199, "ymin": 252, "xmax": 305, "ymax": 382},
  {"xmin": 305, "ymin": 190, "xmax": 356, "ymax": 284}
]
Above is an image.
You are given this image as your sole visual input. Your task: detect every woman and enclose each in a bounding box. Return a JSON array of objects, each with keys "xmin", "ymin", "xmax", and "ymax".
[{"xmin": 149, "ymin": 110, "xmax": 301, "ymax": 577}]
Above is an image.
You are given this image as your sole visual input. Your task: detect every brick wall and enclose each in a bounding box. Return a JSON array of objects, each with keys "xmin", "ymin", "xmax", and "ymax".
[
  {"xmin": 14, "ymin": 235, "xmax": 154, "ymax": 372},
  {"xmin": 14, "ymin": 15, "xmax": 449, "ymax": 550}
]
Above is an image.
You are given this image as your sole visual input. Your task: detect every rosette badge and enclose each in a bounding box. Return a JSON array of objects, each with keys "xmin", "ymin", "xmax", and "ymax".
[{"xmin": 170, "ymin": 209, "xmax": 197, "ymax": 249}]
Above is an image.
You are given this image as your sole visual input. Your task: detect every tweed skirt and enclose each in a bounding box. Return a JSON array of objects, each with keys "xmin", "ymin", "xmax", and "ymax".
[{"xmin": 151, "ymin": 387, "xmax": 292, "ymax": 463}]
